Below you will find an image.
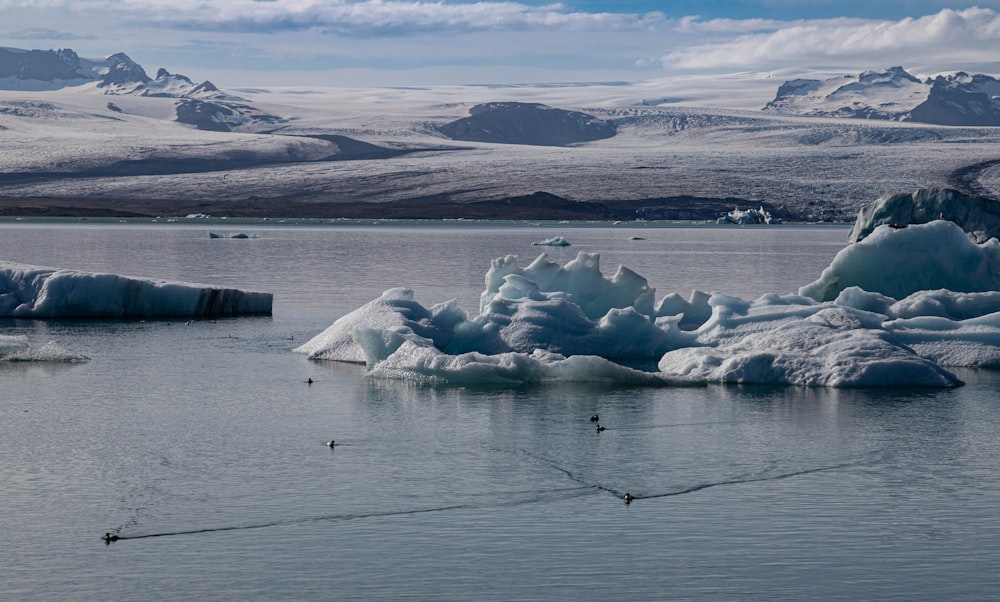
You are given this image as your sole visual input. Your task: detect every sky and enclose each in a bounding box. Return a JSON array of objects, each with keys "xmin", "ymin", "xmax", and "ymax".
[{"xmin": 3, "ymin": 1, "xmax": 1000, "ymax": 87}]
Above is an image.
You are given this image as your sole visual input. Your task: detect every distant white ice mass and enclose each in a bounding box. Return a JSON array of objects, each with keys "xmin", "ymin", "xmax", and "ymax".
[
  {"xmin": 531, "ymin": 236, "xmax": 571, "ymax": 247},
  {"xmin": 0, "ymin": 261, "xmax": 272, "ymax": 319}
]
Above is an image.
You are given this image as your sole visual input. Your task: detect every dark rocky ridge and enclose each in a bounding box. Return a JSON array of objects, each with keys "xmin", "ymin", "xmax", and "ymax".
[
  {"xmin": 437, "ymin": 102, "xmax": 617, "ymax": 146},
  {"xmin": 0, "ymin": 191, "xmax": 782, "ymax": 221},
  {"xmin": 0, "ymin": 48, "xmax": 86, "ymax": 81}
]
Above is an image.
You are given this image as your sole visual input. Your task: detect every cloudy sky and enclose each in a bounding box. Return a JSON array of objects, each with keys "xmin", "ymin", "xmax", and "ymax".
[{"xmin": 3, "ymin": 1, "xmax": 1000, "ymax": 86}]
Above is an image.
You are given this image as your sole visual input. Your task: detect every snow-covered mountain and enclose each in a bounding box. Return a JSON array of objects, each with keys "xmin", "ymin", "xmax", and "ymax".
[
  {"xmin": 0, "ymin": 47, "xmax": 278, "ymax": 131},
  {"xmin": 764, "ymin": 67, "xmax": 1000, "ymax": 126}
]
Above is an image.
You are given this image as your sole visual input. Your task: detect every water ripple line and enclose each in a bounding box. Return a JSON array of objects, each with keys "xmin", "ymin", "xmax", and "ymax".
[
  {"xmin": 104, "ymin": 484, "xmax": 594, "ymax": 543},
  {"xmin": 635, "ymin": 461, "xmax": 858, "ymax": 501}
]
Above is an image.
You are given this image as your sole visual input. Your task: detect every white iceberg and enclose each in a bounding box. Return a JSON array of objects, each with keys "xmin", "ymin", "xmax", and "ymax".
[
  {"xmin": 531, "ymin": 236, "xmax": 571, "ymax": 247},
  {"xmin": 0, "ymin": 261, "xmax": 272, "ymax": 319},
  {"xmin": 299, "ymin": 191, "xmax": 1000, "ymax": 388},
  {"xmin": 298, "ymin": 242, "xmax": 996, "ymax": 387},
  {"xmin": 800, "ymin": 220, "xmax": 1000, "ymax": 302}
]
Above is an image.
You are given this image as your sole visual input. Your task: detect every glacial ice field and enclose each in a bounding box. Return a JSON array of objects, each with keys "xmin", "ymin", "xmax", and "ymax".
[{"xmin": 4, "ymin": 81, "xmax": 1000, "ymax": 220}]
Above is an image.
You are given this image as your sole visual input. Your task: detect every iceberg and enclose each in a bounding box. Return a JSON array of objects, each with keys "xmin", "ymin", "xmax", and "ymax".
[
  {"xmin": 0, "ymin": 261, "xmax": 272, "ymax": 319},
  {"xmin": 299, "ymin": 243, "xmax": 993, "ymax": 387},
  {"xmin": 298, "ymin": 191, "xmax": 1000, "ymax": 388},
  {"xmin": 531, "ymin": 236, "xmax": 571, "ymax": 247},
  {"xmin": 800, "ymin": 220, "xmax": 1000, "ymax": 302},
  {"xmin": 849, "ymin": 188, "xmax": 1000, "ymax": 244},
  {"xmin": 717, "ymin": 206, "xmax": 780, "ymax": 225}
]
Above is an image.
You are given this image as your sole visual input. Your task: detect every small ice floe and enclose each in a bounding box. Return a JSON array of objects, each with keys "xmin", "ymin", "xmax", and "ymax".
[
  {"xmin": 531, "ymin": 236, "xmax": 571, "ymax": 247},
  {"xmin": 717, "ymin": 206, "xmax": 779, "ymax": 225},
  {"xmin": 208, "ymin": 232, "xmax": 259, "ymax": 239},
  {"xmin": 1, "ymin": 340, "xmax": 90, "ymax": 363}
]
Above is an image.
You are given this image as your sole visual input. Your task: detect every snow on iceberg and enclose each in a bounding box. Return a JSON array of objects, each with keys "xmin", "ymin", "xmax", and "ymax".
[
  {"xmin": 800, "ymin": 220, "xmax": 1000, "ymax": 302},
  {"xmin": 0, "ymin": 261, "xmax": 272, "ymax": 319},
  {"xmin": 298, "ymin": 249, "xmax": 975, "ymax": 388},
  {"xmin": 658, "ymin": 306, "xmax": 959, "ymax": 387}
]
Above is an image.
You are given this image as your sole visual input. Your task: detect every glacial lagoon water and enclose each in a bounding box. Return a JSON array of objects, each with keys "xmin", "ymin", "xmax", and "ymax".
[{"xmin": 2, "ymin": 220, "xmax": 999, "ymax": 600}]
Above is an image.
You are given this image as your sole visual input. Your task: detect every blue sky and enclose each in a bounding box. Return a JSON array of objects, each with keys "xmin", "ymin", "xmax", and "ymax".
[{"xmin": 3, "ymin": 1, "xmax": 1000, "ymax": 86}]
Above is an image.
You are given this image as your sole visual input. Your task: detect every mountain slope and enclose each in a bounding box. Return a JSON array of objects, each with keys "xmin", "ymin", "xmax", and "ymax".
[
  {"xmin": 764, "ymin": 67, "xmax": 1000, "ymax": 126},
  {"xmin": 437, "ymin": 102, "xmax": 617, "ymax": 146},
  {"xmin": 0, "ymin": 47, "xmax": 279, "ymax": 131}
]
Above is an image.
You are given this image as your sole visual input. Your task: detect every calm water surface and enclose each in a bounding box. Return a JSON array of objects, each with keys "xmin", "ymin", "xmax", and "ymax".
[{"xmin": 1, "ymin": 221, "xmax": 998, "ymax": 600}]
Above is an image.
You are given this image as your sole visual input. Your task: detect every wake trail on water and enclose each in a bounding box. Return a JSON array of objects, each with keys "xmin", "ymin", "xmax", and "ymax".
[
  {"xmin": 506, "ymin": 445, "xmax": 861, "ymax": 502},
  {"xmin": 104, "ymin": 484, "xmax": 595, "ymax": 542}
]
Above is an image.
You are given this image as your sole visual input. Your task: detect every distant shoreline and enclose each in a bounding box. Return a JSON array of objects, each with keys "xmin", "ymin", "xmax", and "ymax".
[{"xmin": 0, "ymin": 192, "xmax": 810, "ymax": 222}]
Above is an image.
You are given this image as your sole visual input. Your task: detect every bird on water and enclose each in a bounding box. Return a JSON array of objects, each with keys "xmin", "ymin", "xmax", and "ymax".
[
  {"xmin": 623, "ymin": 493, "xmax": 635, "ymax": 504},
  {"xmin": 326, "ymin": 440, "xmax": 336, "ymax": 448},
  {"xmin": 596, "ymin": 424, "xmax": 606, "ymax": 432},
  {"xmin": 590, "ymin": 415, "xmax": 599, "ymax": 422},
  {"xmin": 103, "ymin": 533, "xmax": 119, "ymax": 543}
]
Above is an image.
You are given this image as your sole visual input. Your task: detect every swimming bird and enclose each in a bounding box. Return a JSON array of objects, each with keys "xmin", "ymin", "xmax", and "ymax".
[
  {"xmin": 590, "ymin": 415, "xmax": 599, "ymax": 422},
  {"xmin": 596, "ymin": 424, "xmax": 606, "ymax": 432},
  {"xmin": 307, "ymin": 378, "xmax": 314, "ymax": 384},
  {"xmin": 103, "ymin": 533, "xmax": 119, "ymax": 543},
  {"xmin": 325, "ymin": 440, "xmax": 336, "ymax": 448},
  {"xmin": 623, "ymin": 493, "xmax": 634, "ymax": 504}
]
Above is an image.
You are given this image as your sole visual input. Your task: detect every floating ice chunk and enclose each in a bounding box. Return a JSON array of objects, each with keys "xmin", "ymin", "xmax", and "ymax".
[
  {"xmin": 800, "ymin": 221, "xmax": 1000, "ymax": 302},
  {"xmin": 0, "ymin": 261, "xmax": 272, "ymax": 319},
  {"xmin": 658, "ymin": 307, "xmax": 961, "ymax": 387},
  {"xmin": 301, "ymin": 250, "xmax": 976, "ymax": 388},
  {"xmin": 2, "ymin": 340, "xmax": 89, "ymax": 363},
  {"xmin": 208, "ymin": 232, "xmax": 258, "ymax": 239},
  {"xmin": 0, "ymin": 335, "xmax": 30, "ymax": 357},
  {"xmin": 850, "ymin": 188, "xmax": 1000, "ymax": 244},
  {"xmin": 293, "ymin": 288, "xmax": 466, "ymax": 363},
  {"xmin": 717, "ymin": 206, "xmax": 780, "ymax": 225},
  {"xmin": 531, "ymin": 236, "xmax": 570, "ymax": 246}
]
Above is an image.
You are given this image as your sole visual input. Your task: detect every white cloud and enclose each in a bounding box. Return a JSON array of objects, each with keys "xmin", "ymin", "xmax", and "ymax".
[
  {"xmin": 0, "ymin": 0, "xmax": 668, "ymax": 36},
  {"xmin": 3, "ymin": 27, "xmax": 97, "ymax": 40},
  {"xmin": 662, "ymin": 8, "xmax": 1000, "ymax": 72}
]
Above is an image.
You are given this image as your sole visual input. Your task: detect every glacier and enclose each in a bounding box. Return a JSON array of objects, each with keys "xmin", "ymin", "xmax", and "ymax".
[
  {"xmin": 0, "ymin": 261, "xmax": 272, "ymax": 319},
  {"xmin": 299, "ymin": 216, "xmax": 1000, "ymax": 387}
]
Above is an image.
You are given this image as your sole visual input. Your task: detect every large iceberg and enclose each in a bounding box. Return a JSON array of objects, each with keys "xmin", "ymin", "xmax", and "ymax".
[
  {"xmin": 302, "ymin": 243, "xmax": 1000, "ymax": 388},
  {"xmin": 800, "ymin": 219, "xmax": 1000, "ymax": 302},
  {"xmin": 849, "ymin": 188, "xmax": 1000, "ymax": 243},
  {"xmin": 0, "ymin": 261, "xmax": 272, "ymax": 319},
  {"xmin": 298, "ymin": 190, "xmax": 1000, "ymax": 388}
]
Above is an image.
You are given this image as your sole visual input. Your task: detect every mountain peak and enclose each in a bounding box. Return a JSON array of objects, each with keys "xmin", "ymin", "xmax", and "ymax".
[
  {"xmin": 764, "ymin": 66, "xmax": 1000, "ymax": 126},
  {"xmin": 98, "ymin": 52, "xmax": 150, "ymax": 88}
]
